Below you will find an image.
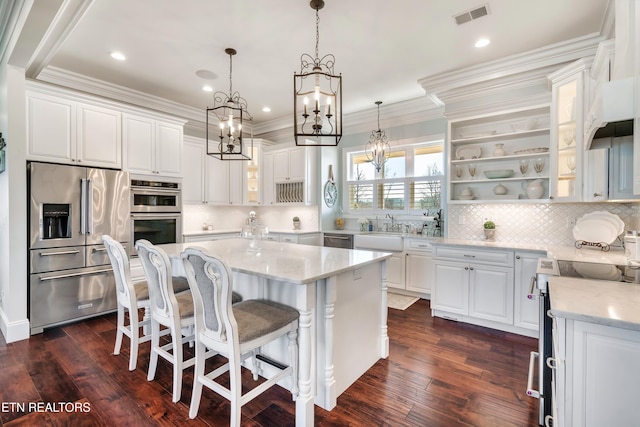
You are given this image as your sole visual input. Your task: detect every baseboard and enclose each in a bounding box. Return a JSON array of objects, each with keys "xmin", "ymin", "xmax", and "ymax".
[{"xmin": 0, "ymin": 308, "xmax": 30, "ymax": 343}]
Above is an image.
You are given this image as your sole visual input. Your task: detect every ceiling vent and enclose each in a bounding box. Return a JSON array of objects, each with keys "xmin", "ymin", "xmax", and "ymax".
[{"xmin": 454, "ymin": 5, "xmax": 489, "ymax": 25}]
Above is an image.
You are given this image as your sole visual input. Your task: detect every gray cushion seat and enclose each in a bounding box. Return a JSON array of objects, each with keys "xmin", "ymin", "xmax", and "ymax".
[{"xmin": 233, "ymin": 300, "xmax": 300, "ymax": 343}]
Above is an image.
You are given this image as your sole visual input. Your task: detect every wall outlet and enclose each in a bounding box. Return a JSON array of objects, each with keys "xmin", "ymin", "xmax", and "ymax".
[{"xmin": 566, "ymin": 216, "xmax": 577, "ymax": 229}]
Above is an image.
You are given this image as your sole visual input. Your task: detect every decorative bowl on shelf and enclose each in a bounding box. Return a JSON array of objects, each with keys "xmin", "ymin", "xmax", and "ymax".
[
  {"xmin": 483, "ymin": 169, "xmax": 514, "ymax": 179},
  {"xmin": 510, "ymin": 118, "xmax": 539, "ymax": 132},
  {"xmin": 514, "ymin": 147, "xmax": 549, "ymax": 155}
]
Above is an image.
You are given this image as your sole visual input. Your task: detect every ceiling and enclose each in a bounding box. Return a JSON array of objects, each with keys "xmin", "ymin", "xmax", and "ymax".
[{"xmin": 30, "ymin": 0, "xmax": 610, "ymax": 128}]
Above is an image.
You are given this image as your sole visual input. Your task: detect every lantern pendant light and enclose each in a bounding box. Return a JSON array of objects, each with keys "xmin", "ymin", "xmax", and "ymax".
[
  {"xmin": 207, "ymin": 48, "xmax": 253, "ymax": 160},
  {"xmin": 293, "ymin": 0, "xmax": 342, "ymax": 146}
]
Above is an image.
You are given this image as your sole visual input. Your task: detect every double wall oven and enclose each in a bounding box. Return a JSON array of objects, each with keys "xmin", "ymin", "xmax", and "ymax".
[{"xmin": 130, "ymin": 179, "xmax": 182, "ymax": 248}]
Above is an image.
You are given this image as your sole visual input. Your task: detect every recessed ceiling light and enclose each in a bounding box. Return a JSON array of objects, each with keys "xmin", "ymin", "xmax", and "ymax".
[
  {"xmin": 475, "ymin": 38, "xmax": 490, "ymax": 48},
  {"xmin": 110, "ymin": 51, "xmax": 126, "ymax": 61},
  {"xmin": 262, "ymin": 106, "xmax": 271, "ymax": 112},
  {"xmin": 202, "ymin": 85, "xmax": 213, "ymax": 92}
]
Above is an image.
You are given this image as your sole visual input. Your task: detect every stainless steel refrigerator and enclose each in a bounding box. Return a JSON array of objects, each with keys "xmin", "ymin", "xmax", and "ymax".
[{"xmin": 28, "ymin": 162, "xmax": 130, "ymax": 334}]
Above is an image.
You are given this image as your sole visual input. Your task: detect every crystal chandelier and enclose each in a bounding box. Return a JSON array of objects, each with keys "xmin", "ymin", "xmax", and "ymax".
[
  {"xmin": 293, "ymin": 0, "xmax": 342, "ymax": 146},
  {"xmin": 207, "ymin": 48, "xmax": 253, "ymax": 160},
  {"xmin": 365, "ymin": 101, "xmax": 389, "ymax": 172}
]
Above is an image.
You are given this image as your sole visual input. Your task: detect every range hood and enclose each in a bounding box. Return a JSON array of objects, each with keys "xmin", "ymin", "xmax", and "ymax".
[
  {"xmin": 585, "ymin": 77, "xmax": 635, "ymax": 149},
  {"xmin": 584, "ymin": 0, "xmax": 637, "ymax": 150}
]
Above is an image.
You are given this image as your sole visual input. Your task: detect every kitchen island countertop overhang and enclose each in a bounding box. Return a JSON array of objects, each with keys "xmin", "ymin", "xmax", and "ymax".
[{"xmin": 157, "ymin": 238, "xmax": 392, "ymax": 427}]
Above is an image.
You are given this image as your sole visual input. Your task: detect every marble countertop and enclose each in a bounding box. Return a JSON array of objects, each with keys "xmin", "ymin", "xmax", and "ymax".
[
  {"xmin": 549, "ymin": 276, "xmax": 640, "ymax": 331},
  {"xmin": 183, "ymin": 229, "xmax": 321, "ymax": 237},
  {"xmin": 159, "ymin": 238, "xmax": 392, "ymax": 285}
]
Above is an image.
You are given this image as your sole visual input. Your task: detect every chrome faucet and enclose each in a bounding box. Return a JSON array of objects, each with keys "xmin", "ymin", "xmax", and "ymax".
[{"xmin": 386, "ymin": 213, "xmax": 396, "ymax": 232}]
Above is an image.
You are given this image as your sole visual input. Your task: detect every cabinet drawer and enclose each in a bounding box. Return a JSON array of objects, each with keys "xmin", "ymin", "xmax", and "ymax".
[
  {"xmin": 405, "ymin": 239, "xmax": 433, "ymax": 252},
  {"xmin": 434, "ymin": 245, "xmax": 513, "ymax": 266},
  {"xmin": 30, "ymin": 247, "xmax": 86, "ymax": 273}
]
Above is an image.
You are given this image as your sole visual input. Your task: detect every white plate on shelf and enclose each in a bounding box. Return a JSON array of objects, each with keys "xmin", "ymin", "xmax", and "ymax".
[
  {"xmin": 572, "ymin": 219, "xmax": 621, "ymax": 245},
  {"xmin": 577, "ymin": 211, "xmax": 624, "ymax": 236},
  {"xmin": 455, "ymin": 145, "xmax": 482, "ymax": 160},
  {"xmin": 572, "ymin": 262, "xmax": 622, "ymax": 281}
]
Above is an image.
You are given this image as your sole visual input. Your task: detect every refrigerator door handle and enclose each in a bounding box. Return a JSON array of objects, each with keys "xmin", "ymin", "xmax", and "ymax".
[
  {"xmin": 81, "ymin": 178, "xmax": 87, "ymax": 234},
  {"xmin": 87, "ymin": 179, "xmax": 94, "ymax": 234}
]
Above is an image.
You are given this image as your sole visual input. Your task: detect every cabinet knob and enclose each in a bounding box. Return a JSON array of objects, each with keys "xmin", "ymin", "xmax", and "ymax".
[
  {"xmin": 469, "ymin": 267, "xmax": 474, "ymax": 270},
  {"xmin": 516, "ymin": 255, "xmax": 521, "ymax": 259},
  {"xmin": 465, "ymin": 266, "xmax": 469, "ymax": 270},
  {"xmin": 549, "ymin": 196, "xmax": 554, "ymax": 200},
  {"xmin": 593, "ymin": 192, "xmax": 602, "ymax": 198}
]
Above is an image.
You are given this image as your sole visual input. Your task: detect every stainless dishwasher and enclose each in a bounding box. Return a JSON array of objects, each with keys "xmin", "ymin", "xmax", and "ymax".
[{"xmin": 323, "ymin": 233, "xmax": 354, "ymax": 249}]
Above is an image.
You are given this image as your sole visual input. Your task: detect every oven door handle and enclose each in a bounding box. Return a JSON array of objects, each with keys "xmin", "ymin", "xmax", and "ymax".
[{"xmin": 526, "ymin": 351, "xmax": 540, "ymax": 399}]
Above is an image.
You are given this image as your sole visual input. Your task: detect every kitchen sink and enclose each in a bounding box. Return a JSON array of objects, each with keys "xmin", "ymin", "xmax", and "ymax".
[{"xmin": 354, "ymin": 234, "xmax": 404, "ymax": 252}]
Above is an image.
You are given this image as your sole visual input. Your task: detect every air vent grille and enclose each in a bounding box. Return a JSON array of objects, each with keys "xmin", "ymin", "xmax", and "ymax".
[{"xmin": 454, "ymin": 5, "xmax": 489, "ymax": 25}]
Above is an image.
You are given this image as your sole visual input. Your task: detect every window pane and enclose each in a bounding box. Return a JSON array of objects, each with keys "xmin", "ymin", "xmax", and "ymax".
[
  {"xmin": 378, "ymin": 182, "xmax": 404, "ymax": 210},
  {"xmin": 410, "ymin": 179, "xmax": 442, "ymax": 210},
  {"xmin": 349, "ymin": 183, "xmax": 373, "ymax": 210},
  {"xmin": 415, "ymin": 150, "xmax": 443, "ymax": 177},
  {"xmin": 383, "ymin": 152, "xmax": 405, "ymax": 178},
  {"xmin": 349, "ymin": 154, "xmax": 376, "ymax": 180}
]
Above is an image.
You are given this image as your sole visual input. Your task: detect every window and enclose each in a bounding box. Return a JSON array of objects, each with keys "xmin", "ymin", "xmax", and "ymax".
[{"xmin": 345, "ymin": 140, "xmax": 443, "ymax": 214}]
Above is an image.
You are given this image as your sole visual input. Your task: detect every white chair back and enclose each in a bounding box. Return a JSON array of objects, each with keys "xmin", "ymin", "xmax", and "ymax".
[
  {"xmin": 181, "ymin": 247, "xmax": 237, "ymax": 347},
  {"xmin": 135, "ymin": 239, "xmax": 177, "ymax": 322},
  {"xmin": 102, "ymin": 235, "xmax": 134, "ymax": 307}
]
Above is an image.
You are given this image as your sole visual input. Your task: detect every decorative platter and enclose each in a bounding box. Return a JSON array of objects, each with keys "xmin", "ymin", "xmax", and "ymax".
[
  {"xmin": 484, "ymin": 169, "xmax": 514, "ymax": 179},
  {"xmin": 455, "ymin": 145, "xmax": 482, "ymax": 160},
  {"xmin": 573, "ymin": 261, "xmax": 622, "ymax": 281},
  {"xmin": 514, "ymin": 147, "xmax": 549, "ymax": 155},
  {"xmin": 457, "ymin": 130, "xmax": 497, "ymax": 139},
  {"xmin": 576, "ymin": 211, "xmax": 624, "ymax": 236},
  {"xmin": 572, "ymin": 218, "xmax": 621, "ymax": 245}
]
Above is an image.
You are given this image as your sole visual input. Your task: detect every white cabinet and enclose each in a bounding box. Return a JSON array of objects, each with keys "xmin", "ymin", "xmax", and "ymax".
[
  {"xmin": 27, "ymin": 90, "xmax": 122, "ymax": 168},
  {"xmin": 513, "ymin": 251, "xmax": 543, "ymax": 330},
  {"xmin": 609, "ymin": 136, "xmax": 640, "ymax": 200},
  {"xmin": 182, "ymin": 137, "xmax": 229, "ymax": 205},
  {"xmin": 387, "ymin": 253, "xmax": 406, "ymax": 290},
  {"xmin": 263, "ymin": 152, "xmax": 275, "ymax": 205},
  {"xmin": 548, "ymin": 59, "xmax": 590, "ymax": 202},
  {"xmin": 123, "ymin": 113, "xmax": 184, "ymax": 178},
  {"xmin": 405, "ymin": 239, "xmax": 433, "ymax": 295},
  {"xmin": 551, "ymin": 318, "xmax": 640, "ymax": 427},
  {"xmin": 267, "ymin": 145, "xmax": 317, "ymax": 205},
  {"xmin": 432, "ymin": 245, "xmax": 531, "ymax": 333},
  {"xmin": 263, "ymin": 233, "xmax": 322, "ymax": 245}
]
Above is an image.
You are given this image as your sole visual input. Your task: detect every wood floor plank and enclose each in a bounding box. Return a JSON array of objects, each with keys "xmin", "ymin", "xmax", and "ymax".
[{"xmin": 0, "ymin": 298, "xmax": 538, "ymax": 426}]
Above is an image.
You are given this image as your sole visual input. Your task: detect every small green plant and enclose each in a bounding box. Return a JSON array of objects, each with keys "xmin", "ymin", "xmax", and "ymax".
[
  {"xmin": 483, "ymin": 220, "xmax": 495, "ymax": 229},
  {"xmin": 293, "ymin": 216, "xmax": 300, "ymax": 222}
]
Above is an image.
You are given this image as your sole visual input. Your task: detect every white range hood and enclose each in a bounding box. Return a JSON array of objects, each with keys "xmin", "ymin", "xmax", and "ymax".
[{"xmin": 584, "ymin": 0, "xmax": 637, "ymax": 150}]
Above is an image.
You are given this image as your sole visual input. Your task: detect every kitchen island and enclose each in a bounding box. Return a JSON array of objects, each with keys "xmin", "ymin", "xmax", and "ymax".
[{"xmin": 158, "ymin": 238, "xmax": 392, "ymax": 427}]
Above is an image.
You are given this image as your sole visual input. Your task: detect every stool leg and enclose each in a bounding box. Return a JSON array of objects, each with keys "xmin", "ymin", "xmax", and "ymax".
[
  {"xmin": 188, "ymin": 340, "xmax": 206, "ymax": 419},
  {"xmin": 128, "ymin": 307, "xmax": 140, "ymax": 371},
  {"xmin": 114, "ymin": 305, "xmax": 125, "ymax": 356},
  {"xmin": 147, "ymin": 319, "xmax": 160, "ymax": 381}
]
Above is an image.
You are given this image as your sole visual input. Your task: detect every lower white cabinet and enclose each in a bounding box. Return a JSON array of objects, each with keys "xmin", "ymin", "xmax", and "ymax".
[
  {"xmin": 404, "ymin": 239, "xmax": 433, "ymax": 295},
  {"xmin": 514, "ymin": 251, "xmax": 543, "ymax": 330},
  {"xmin": 386, "ymin": 253, "xmax": 406, "ymax": 290},
  {"xmin": 551, "ymin": 317, "xmax": 640, "ymax": 426},
  {"xmin": 183, "ymin": 233, "xmax": 239, "ymax": 243},
  {"xmin": 263, "ymin": 233, "xmax": 322, "ymax": 245},
  {"xmin": 431, "ymin": 245, "xmax": 539, "ymax": 336}
]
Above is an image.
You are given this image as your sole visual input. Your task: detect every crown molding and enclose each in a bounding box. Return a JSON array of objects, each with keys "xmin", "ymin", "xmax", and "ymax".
[
  {"xmin": 442, "ymin": 93, "xmax": 551, "ymax": 121},
  {"xmin": 419, "ymin": 33, "xmax": 605, "ymax": 105},
  {"xmin": 37, "ymin": 66, "xmax": 204, "ymax": 122}
]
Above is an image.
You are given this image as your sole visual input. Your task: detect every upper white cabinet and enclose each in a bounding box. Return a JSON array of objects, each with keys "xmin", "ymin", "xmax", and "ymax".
[
  {"xmin": 448, "ymin": 106, "xmax": 551, "ymax": 203},
  {"xmin": 27, "ymin": 90, "xmax": 122, "ymax": 169},
  {"xmin": 123, "ymin": 113, "xmax": 184, "ymax": 178},
  {"xmin": 267, "ymin": 145, "xmax": 317, "ymax": 205},
  {"xmin": 548, "ymin": 59, "xmax": 590, "ymax": 202}
]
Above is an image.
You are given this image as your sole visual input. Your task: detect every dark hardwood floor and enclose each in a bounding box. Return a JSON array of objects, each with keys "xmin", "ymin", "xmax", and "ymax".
[{"xmin": 0, "ymin": 299, "xmax": 539, "ymax": 426}]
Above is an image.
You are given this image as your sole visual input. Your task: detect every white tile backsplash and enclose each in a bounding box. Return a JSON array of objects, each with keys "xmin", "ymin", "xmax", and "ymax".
[
  {"xmin": 182, "ymin": 205, "xmax": 319, "ymax": 233},
  {"xmin": 447, "ymin": 203, "xmax": 640, "ymax": 247}
]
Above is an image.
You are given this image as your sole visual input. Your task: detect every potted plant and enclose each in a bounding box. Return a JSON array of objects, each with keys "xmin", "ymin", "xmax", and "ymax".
[
  {"xmin": 483, "ymin": 220, "xmax": 496, "ymax": 241},
  {"xmin": 293, "ymin": 216, "xmax": 301, "ymax": 230}
]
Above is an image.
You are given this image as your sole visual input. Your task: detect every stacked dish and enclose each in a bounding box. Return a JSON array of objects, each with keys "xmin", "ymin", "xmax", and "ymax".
[
  {"xmin": 483, "ymin": 169, "xmax": 514, "ymax": 179},
  {"xmin": 572, "ymin": 211, "xmax": 624, "ymax": 245}
]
